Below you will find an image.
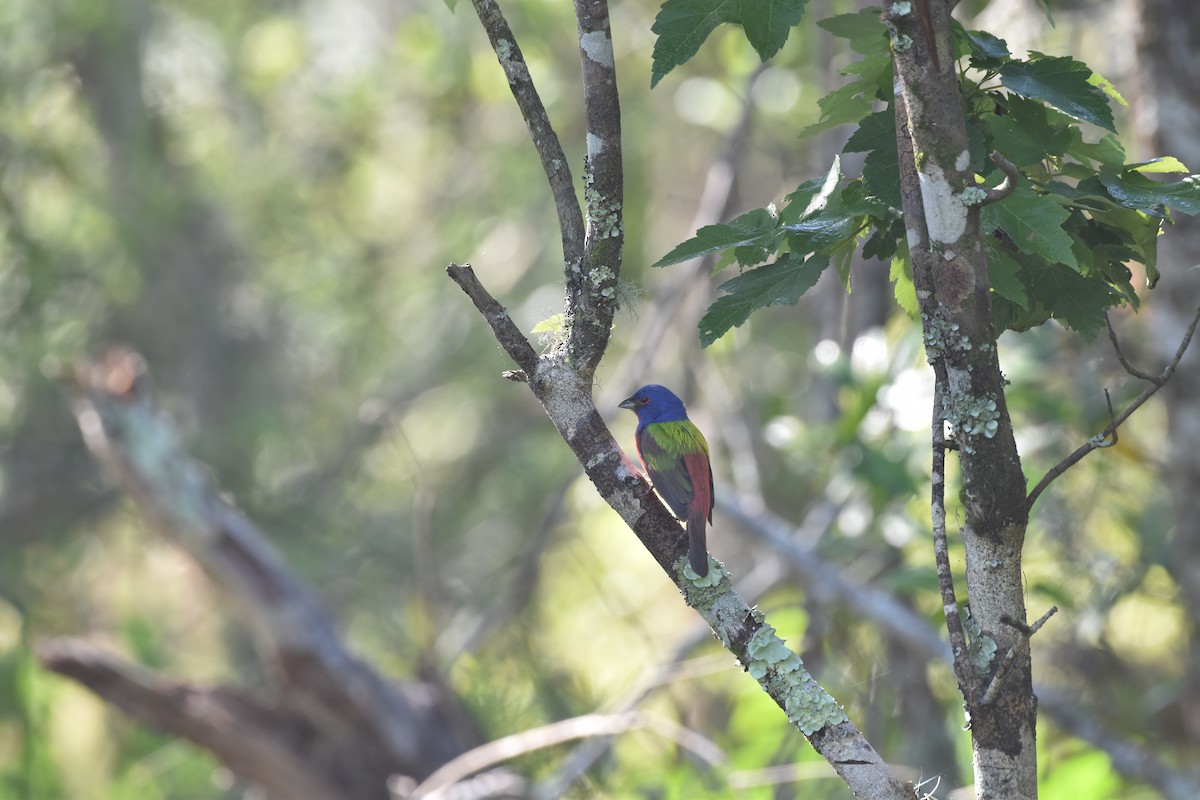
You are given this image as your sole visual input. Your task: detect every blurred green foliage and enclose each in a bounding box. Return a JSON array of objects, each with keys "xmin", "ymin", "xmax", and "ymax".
[{"xmin": 0, "ymin": 0, "xmax": 1193, "ymax": 797}]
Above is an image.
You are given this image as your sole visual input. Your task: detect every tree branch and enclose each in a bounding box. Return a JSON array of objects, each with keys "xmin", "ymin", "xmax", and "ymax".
[
  {"xmin": 447, "ymin": 262, "xmax": 913, "ymax": 798},
  {"xmin": 931, "ymin": 381, "xmax": 979, "ymax": 702},
  {"xmin": 411, "ymin": 712, "xmax": 723, "ymax": 799},
  {"xmin": 469, "ymin": 0, "xmax": 584, "ymax": 270},
  {"xmin": 59, "ymin": 348, "xmax": 468, "ymax": 790},
  {"xmin": 37, "ymin": 638, "xmax": 347, "ymax": 800},
  {"xmin": 1026, "ymin": 303, "xmax": 1200, "ymax": 510},
  {"xmin": 725, "ymin": 493, "xmax": 1200, "ymax": 799},
  {"xmin": 569, "ymin": 0, "xmax": 625, "ymax": 377}
]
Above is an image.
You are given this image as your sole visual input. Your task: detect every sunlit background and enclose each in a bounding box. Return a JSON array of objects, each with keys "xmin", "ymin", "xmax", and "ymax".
[{"xmin": 0, "ymin": 0, "xmax": 1195, "ymax": 797}]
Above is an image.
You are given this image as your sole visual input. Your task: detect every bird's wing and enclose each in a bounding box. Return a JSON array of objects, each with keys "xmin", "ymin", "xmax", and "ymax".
[{"xmin": 636, "ymin": 422, "xmax": 700, "ymax": 521}]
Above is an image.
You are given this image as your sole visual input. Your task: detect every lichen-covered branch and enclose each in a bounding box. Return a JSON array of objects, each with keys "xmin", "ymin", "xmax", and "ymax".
[
  {"xmin": 447, "ymin": 264, "xmax": 913, "ymax": 799},
  {"xmin": 569, "ymin": 0, "xmax": 624, "ymax": 377},
  {"xmin": 886, "ymin": 0, "xmax": 1035, "ymax": 796}
]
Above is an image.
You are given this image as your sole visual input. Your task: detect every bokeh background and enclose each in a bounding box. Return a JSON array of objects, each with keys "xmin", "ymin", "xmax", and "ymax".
[{"xmin": 2, "ymin": 0, "xmax": 1198, "ymax": 797}]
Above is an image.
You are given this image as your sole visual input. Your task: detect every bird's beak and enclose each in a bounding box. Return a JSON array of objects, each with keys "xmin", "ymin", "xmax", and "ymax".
[{"xmin": 618, "ymin": 396, "xmax": 636, "ymax": 410}]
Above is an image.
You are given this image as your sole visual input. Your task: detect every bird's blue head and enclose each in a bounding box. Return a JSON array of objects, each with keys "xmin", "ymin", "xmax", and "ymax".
[{"xmin": 619, "ymin": 384, "xmax": 689, "ymax": 427}]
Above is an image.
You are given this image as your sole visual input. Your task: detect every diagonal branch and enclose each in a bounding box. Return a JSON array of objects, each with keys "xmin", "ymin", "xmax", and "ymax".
[
  {"xmin": 1026, "ymin": 303, "xmax": 1200, "ymax": 510},
  {"xmin": 447, "ymin": 264, "xmax": 913, "ymax": 800},
  {"xmin": 38, "ymin": 638, "xmax": 346, "ymax": 800},
  {"xmin": 61, "ymin": 348, "xmax": 466, "ymax": 784}
]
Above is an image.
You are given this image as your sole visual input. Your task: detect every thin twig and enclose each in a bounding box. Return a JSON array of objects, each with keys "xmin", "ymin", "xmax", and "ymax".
[
  {"xmin": 981, "ymin": 606, "xmax": 1058, "ymax": 705},
  {"xmin": 469, "ymin": 0, "xmax": 584, "ymax": 269},
  {"xmin": 409, "ymin": 712, "xmax": 724, "ymax": 798},
  {"xmin": 982, "ymin": 151, "xmax": 1019, "ymax": 205},
  {"xmin": 932, "ymin": 378, "xmax": 979, "ymax": 703},
  {"xmin": 1106, "ymin": 311, "xmax": 1163, "ymax": 383},
  {"xmin": 1027, "ymin": 303, "xmax": 1200, "ymax": 510}
]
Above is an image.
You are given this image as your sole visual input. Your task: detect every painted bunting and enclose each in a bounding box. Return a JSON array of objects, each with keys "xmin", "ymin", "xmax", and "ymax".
[{"xmin": 619, "ymin": 384, "xmax": 714, "ymax": 576}]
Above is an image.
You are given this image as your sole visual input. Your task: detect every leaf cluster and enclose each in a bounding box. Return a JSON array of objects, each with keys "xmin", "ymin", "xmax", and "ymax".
[{"xmin": 652, "ymin": 7, "xmax": 1200, "ymax": 345}]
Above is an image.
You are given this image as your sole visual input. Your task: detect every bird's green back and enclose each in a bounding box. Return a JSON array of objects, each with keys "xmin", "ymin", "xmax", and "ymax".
[{"xmin": 642, "ymin": 419, "xmax": 709, "ymax": 470}]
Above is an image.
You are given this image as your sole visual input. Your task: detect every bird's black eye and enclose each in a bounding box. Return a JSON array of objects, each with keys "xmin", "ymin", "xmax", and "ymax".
[{"xmin": 638, "ymin": 396, "xmax": 650, "ymax": 405}]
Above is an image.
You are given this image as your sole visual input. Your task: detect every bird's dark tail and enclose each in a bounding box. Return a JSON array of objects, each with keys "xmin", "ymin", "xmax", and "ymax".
[{"xmin": 687, "ymin": 510, "xmax": 708, "ymax": 577}]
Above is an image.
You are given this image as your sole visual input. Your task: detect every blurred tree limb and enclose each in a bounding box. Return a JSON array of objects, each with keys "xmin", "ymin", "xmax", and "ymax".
[{"xmin": 46, "ymin": 349, "xmax": 474, "ymax": 799}]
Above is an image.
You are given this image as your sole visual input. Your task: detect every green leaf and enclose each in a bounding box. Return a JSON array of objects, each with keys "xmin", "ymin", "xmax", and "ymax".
[
  {"xmin": 530, "ymin": 313, "xmax": 564, "ymax": 334},
  {"xmin": 862, "ymin": 216, "xmax": 903, "ymax": 261},
  {"xmin": 1129, "ymin": 156, "xmax": 1190, "ymax": 174},
  {"xmin": 983, "ymin": 96, "xmax": 1072, "ymax": 167},
  {"xmin": 1031, "ymin": 264, "xmax": 1115, "ymax": 340},
  {"xmin": 1065, "ymin": 131, "xmax": 1126, "ymax": 168},
  {"xmin": 982, "ymin": 188, "xmax": 1077, "ymax": 268},
  {"xmin": 699, "ymin": 254, "xmax": 829, "ymax": 346},
  {"xmin": 844, "ymin": 113, "xmax": 902, "ymax": 211},
  {"xmin": 742, "ymin": 0, "xmax": 810, "ymax": 62},
  {"xmin": 816, "ymin": 9, "xmax": 888, "ymax": 55},
  {"xmin": 654, "ymin": 207, "xmax": 778, "ymax": 267},
  {"xmin": 999, "ymin": 56, "xmax": 1115, "ymax": 133},
  {"xmin": 840, "ymin": 51, "xmax": 894, "ymax": 96},
  {"xmin": 650, "ymin": 0, "xmax": 738, "ymax": 88},
  {"xmin": 1092, "ymin": 207, "xmax": 1164, "ymax": 287},
  {"xmin": 1088, "ymin": 70, "xmax": 1127, "ymax": 107},
  {"xmin": 650, "ymin": 0, "xmax": 810, "ymax": 87},
  {"xmin": 1100, "ymin": 171, "xmax": 1200, "ymax": 216},
  {"xmin": 843, "ymin": 110, "xmax": 892, "ymax": 154},
  {"xmin": 889, "ymin": 244, "xmax": 917, "ymax": 318},
  {"xmin": 985, "ymin": 245, "xmax": 1030, "ymax": 310},
  {"xmin": 780, "ymin": 157, "xmax": 841, "ymax": 223},
  {"xmin": 798, "ymin": 80, "xmax": 873, "ymax": 138},
  {"xmin": 961, "ymin": 27, "xmax": 1009, "ymax": 65}
]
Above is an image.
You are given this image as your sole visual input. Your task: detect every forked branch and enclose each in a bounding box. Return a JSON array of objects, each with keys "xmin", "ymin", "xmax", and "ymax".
[{"xmin": 1027, "ymin": 304, "xmax": 1200, "ymax": 510}]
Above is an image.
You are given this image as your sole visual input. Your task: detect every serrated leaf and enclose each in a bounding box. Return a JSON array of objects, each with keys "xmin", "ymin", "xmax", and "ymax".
[
  {"xmin": 861, "ymin": 144, "xmax": 900, "ymax": 210},
  {"xmin": 798, "ymin": 80, "xmax": 873, "ymax": 138},
  {"xmin": 1129, "ymin": 157, "xmax": 1190, "ymax": 174},
  {"xmin": 999, "ymin": 56, "xmax": 1115, "ymax": 133},
  {"xmin": 698, "ymin": 254, "xmax": 829, "ymax": 346},
  {"xmin": 985, "ymin": 96, "xmax": 1073, "ymax": 167},
  {"xmin": 982, "ymin": 188, "xmax": 1077, "ymax": 268},
  {"xmin": 962, "ymin": 27, "xmax": 1009, "ymax": 64},
  {"xmin": 1065, "ymin": 131, "xmax": 1126, "ymax": 169},
  {"xmin": 840, "ymin": 51, "xmax": 894, "ymax": 96},
  {"xmin": 655, "ymin": 207, "xmax": 778, "ymax": 267},
  {"xmin": 843, "ymin": 110, "xmax": 893, "ymax": 154},
  {"xmin": 650, "ymin": 0, "xmax": 738, "ymax": 88},
  {"xmin": 780, "ymin": 157, "xmax": 841, "ymax": 223},
  {"xmin": 650, "ymin": 0, "xmax": 809, "ymax": 87},
  {"xmin": 862, "ymin": 216, "xmax": 903, "ymax": 261},
  {"xmin": 889, "ymin": 245, "xmax": 917, "ymax": 318},
  {"xmin": 1031, "ymin": 264, "xmax": 1115, "ymax": 340},
  {"xmin": 816, "ymin": 10, "xmax": 888, "ymax": 55},
  {"xmin": 1092, "ymin": 207, "xmax": 1164, "ymax": 288},
  {"xmin": 742, "ymin": 0, "xmax": 810, "ymax": 62},
  {"xmin": 985, "ymin": 245, "xmax": 1030, "ymax": 309},
  {"xmin": 984, "ymin": 114, "xmax": 1058, "ymax": 168},
  {"xmin": 1088, "ymin": 70, "xmax": 1127, "ymax": 107},
  {"xmin": 1100, "ymin": 171, "xmax": 1200, "ymax": 216}
]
